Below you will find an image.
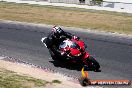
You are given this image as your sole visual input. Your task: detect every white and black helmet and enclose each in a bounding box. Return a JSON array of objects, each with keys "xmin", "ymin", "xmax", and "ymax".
[{"xmin": 52, "ymin": 26, "xmax": 64, "ymax": 34}]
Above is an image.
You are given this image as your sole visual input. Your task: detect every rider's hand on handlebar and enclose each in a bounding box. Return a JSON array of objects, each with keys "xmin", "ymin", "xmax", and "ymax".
[
  {"xmin": 61, "ymin": 52, "xmax": 65, "ymax": 55},
  {"xmin": 66, "ymin": 50, "xmax": 71, "ymax": 54},
  {"xmin": 61, "ymin": 50, "xmax": 71, "ymax": 56},
  {"xmin": 73, "ymin": 36, "xmax": 80, "ymax": 40}
]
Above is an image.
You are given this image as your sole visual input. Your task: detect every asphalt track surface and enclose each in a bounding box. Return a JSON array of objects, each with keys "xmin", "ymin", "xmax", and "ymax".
[{"xmin": 0, "ymin": 21, "xmax": 132, "ymax": 82}]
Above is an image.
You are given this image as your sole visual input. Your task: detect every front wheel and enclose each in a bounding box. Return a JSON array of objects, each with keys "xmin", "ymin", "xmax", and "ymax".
[{"xmin": 85, "ymin": 56, "xmax": 100, "ymax": 71}]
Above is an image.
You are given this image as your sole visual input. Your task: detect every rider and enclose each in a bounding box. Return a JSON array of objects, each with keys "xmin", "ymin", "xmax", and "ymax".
[{"xmin": 46, "ymin": 26, "xmax": 79, "ymax": 56}]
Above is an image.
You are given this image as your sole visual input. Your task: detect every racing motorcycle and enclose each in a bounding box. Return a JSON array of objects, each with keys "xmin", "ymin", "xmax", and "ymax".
[{"xmin": 41, "ymin": 36, "xmax": 100, "ymax": 71}]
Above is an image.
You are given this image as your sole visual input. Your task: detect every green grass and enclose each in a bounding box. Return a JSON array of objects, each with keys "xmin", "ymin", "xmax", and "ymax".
[
  {"xmin": 52, "ymin": 80, "xmax": 62, "ymax": 84},
  {"xmin": 0, "ymin": 1, "xmax": 132, "ymax": 34},
  {"xmin": 0, "ymin": 68, "xmax": 61, "ymax": 88}
]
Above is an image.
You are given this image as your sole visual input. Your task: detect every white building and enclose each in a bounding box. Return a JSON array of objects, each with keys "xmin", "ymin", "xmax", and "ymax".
[
  {"xmin": 103, "ymin": 0, "xmax": 132, "ymax": 10},
  {"xmin": 48, "ymin": 0, "xmax": 80, "ymax": 4}
]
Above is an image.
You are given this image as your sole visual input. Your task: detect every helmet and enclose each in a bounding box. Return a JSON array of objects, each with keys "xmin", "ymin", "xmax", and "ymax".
[{"xmin": 52, "ymin": 26, "xmax": 64, "ymax": 35}]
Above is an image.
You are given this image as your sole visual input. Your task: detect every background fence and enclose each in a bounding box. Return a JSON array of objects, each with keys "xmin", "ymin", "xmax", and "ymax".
[{"xmin": 21, "ymin": 0, "xmax": 103, "ymax": 6}]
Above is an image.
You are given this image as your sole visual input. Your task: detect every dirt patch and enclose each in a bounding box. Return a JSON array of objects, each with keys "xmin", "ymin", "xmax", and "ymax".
[{"xmin": 0, "ymin": 59, "xmax": 82, "ymax": 88}]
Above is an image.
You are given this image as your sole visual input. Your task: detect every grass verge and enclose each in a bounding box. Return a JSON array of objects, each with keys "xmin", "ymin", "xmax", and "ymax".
[
  {"xmin": 0, "ymin": 68, "xmax": 61, "ymax": 88},
  {"xmin": 0, "ymin": 1, "xmax": 132, "ymax": 34}
]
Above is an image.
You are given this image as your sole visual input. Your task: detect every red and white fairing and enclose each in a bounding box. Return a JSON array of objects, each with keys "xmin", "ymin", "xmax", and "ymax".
[{"xmin": 59, "ymin": 38, "xmax": 90, "ymax": 61}]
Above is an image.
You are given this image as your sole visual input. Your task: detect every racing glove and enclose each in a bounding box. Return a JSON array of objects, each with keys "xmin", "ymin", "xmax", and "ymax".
[{"xmin": 73, "ymin": 36, "xmax": 80, "ymax": 40}]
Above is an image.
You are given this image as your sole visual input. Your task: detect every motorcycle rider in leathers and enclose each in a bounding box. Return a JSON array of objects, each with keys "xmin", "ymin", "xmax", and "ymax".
[{"xmin": 46, "ymin": 26, "xmax": 79, "ymax": 58}]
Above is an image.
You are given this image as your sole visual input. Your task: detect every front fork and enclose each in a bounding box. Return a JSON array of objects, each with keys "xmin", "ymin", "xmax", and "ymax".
[{"xmin": 82, "ymin": 52, "xmax": 90, "ymax": 66}]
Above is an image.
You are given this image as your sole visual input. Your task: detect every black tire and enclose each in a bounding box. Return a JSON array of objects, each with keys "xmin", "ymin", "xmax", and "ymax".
[{"xmin": 86, "ymin": 56, "xmax": 100, "ymax": 71}]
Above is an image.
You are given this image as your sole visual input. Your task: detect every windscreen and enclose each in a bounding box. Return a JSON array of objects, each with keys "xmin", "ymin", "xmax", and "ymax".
[
  {"xmin": 59, "ymin": 39, "xmax": 79, "ymax": 49},
  {"xmin": 70, "ymin": 42, "xmax": 79, "ymax": 49}
]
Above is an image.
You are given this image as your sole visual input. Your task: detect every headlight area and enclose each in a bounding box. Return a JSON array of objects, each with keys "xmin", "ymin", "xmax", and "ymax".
[{"xmin": 74, "ymin": 53, "xmax": 82, "ymax": 57}]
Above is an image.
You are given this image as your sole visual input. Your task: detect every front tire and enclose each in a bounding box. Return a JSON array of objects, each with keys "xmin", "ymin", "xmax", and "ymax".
[{"xmin": 85, "ymin": 56, "xmax": 100, "ymax": 71}]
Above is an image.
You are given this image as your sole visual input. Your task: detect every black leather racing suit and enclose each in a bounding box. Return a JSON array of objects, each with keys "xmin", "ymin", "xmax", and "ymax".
[{"xmin": 46, "ymin": 31, "xmax": 74, "ymax": 56}]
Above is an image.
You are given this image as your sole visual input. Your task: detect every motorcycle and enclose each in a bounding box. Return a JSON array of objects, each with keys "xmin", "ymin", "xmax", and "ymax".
[{"xmin": 41, "ymin": 36, "xmax": 100, "ymax": 71}]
